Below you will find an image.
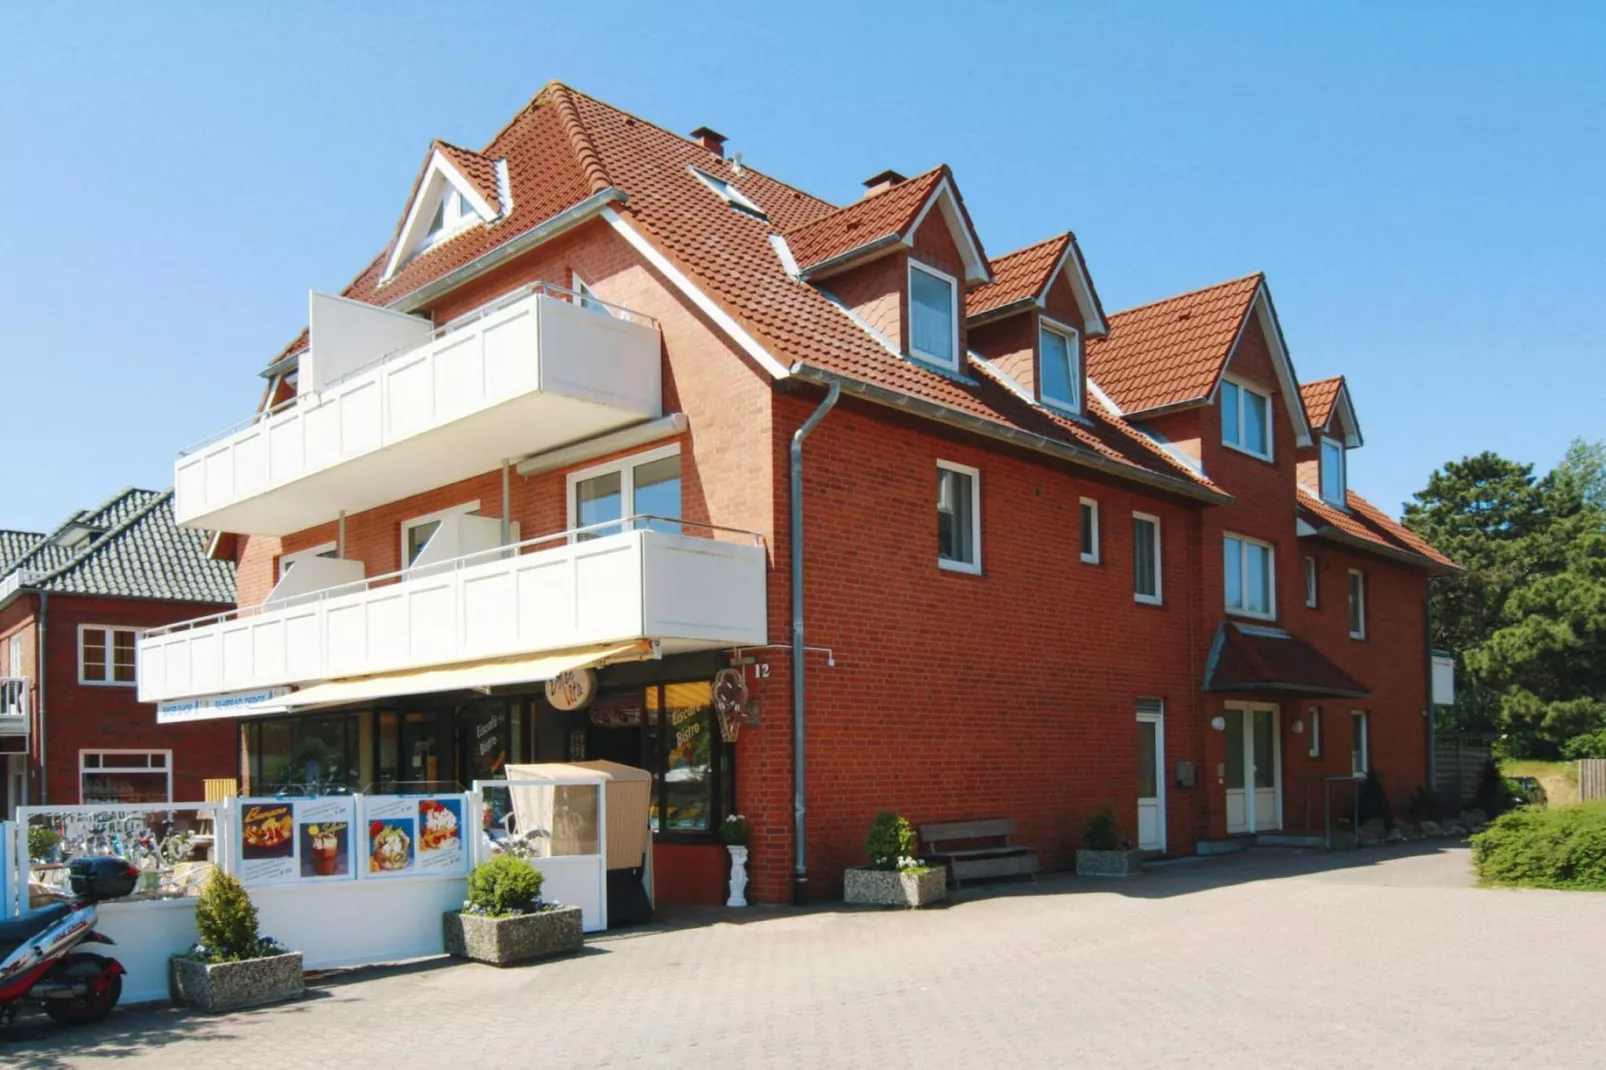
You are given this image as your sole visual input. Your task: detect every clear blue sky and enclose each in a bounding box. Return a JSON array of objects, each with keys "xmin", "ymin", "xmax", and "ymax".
[{"xmin": 2, "ymin": 2, "xmax": 1601, "ymax": 533}]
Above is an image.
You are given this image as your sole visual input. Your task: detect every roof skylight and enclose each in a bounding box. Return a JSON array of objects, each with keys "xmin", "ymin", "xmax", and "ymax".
[{"xmin": 689, "ymin": 167, "xmax": 767, "ymax": 220}]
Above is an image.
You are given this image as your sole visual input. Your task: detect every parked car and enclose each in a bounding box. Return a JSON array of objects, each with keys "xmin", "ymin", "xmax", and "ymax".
[{"xmin": 1509, "ymin": 776, "xmax": 1547, "ymax": 808}]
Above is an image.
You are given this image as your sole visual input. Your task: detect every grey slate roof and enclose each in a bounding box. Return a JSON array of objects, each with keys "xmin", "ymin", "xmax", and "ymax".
[
  {"xmin": 0, "ymin": 530, "xmax": 43, "ymax": 575},
  {"xmin": 0, "ymin": 488, "xmax": 235, "ymax": 605}
]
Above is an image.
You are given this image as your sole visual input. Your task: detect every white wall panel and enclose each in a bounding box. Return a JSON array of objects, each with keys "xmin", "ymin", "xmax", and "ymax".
[
  {"xmin": 232, "ymin": 430, "xmax": 266, "ymax": 496},
  {"xmin": 303, "ymin": 403, "xmax": 339, "ymax": 471},
  {"xmin": 251, "ymin": 619, "xmax": 285, "ymax": 681},
  {"xmin": 340, "ymin": 380, "xmax": 381, "ymax": 455},
  {"xmin": 432, "ymin": 332, "xmax": 483, "ymax": 420},
  {"xmin": 220, "ymin": 625, "xmax": 253, "ymax": 686},
  {"xmin": 483, "ymin": 306, "xmax": 536, "ymax": 400},
  {"xmin": 386, "ymin": 355, "xmax": 432, "ymax": 440}
]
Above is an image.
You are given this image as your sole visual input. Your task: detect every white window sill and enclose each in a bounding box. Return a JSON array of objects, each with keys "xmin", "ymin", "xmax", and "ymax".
[
  {"xmin": 939, "ymin": 558, "xmax": 982, "ymax": 576},
  {"xmin": 910, "ymin": 347, "xmax": 960, "ymax": 373},
  {"xmin": 1349, "ymin": 630, "xmax": 1366, "ymax": 641},
  {"xmin": 1226, "ymin": 607, "xmax": 1277, "ymax": 622},
  {"xmin": 1080, "ymin": 552, "xmax": 1099, "ymax": 565},
  {"xmin": 1134, "ymin": 594, "xmax": 1163, "ymax": 606},
  {"xmin": 1042, "ymin": 396, "xmax": 1083, "ymax": 419},
  {"xmin": 1320, "ymin": 495, "xmax": 1349, "ymax": 510},
  {"xmin": 1221, "ymin": 440, "xmax": 1274, "ymax": 463},
  {"xmin": 79, "ymin": 679, "xmax": 138, "ymax": 688}
]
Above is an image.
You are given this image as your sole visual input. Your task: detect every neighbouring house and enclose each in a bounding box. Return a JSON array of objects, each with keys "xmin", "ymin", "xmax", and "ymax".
[
  {"xmin": 134, "ymin": 83, "xmax": 1457, "ymax": 906},
  {"xmin": 0, "ymin": 489, "xmax": 238, "ymax": 817}
]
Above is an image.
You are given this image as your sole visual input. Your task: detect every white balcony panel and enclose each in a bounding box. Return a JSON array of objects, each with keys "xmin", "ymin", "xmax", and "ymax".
[
  {"xmin": 136, "ymin": 530, "xmax": 767, "ymax": 704},
  {"xmin": 174, "ymin": 291, "xmax": 660, "ymax": 535}
]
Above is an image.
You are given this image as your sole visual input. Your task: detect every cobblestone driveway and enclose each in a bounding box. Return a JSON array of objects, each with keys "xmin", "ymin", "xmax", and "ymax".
[{"xmin": 8, "ymin": 844, "xmax": 1606, "ymax": 1069}]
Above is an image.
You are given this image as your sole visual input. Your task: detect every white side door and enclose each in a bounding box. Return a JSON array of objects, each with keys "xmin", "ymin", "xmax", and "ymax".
[
  {"xmin": 1250, "ymin": 706, "xmax": 1282, "ymax": 831},
  {"xmin": 1136, "ymin": 702, "xmax": 1166, "ymax": 851}
]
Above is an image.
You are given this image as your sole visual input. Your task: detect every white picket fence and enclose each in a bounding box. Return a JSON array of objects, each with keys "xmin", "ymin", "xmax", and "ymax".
[{"xmin": 4, "ymin": 779, "xmax": 608, "ymax": 1004}]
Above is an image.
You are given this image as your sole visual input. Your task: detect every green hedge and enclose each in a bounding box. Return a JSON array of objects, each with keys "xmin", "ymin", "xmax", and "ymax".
[{"xmin": 1471, "ymin": 801, "xmax": 1606, "ymax": 890}]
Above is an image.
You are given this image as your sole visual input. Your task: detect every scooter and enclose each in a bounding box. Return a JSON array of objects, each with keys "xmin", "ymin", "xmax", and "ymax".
[{"xmin": 0, "ymin": 856, "xmax": 137, "ymax": 1033}]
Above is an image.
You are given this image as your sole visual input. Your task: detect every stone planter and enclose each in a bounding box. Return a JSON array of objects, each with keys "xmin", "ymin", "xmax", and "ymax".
[
  {"xmin": 843, "ymin": 866, "xmax": 947, "ymax": 908},
  {"xmin": 170, "ymin": 951, "xmax": 304, "ymax": 1013},
  {"xmin": 443, "ymin": 905, "xmax": 584, "ymax": 967},
  {"xmin": 1076, "ymin": 848, "xmax": 1145, "ymax": 877}
]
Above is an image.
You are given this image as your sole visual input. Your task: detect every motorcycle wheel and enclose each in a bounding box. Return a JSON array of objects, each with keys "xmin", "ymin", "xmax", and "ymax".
[{"xmin": 42, "ymin": 953, "xmax": 122, "ymax": 1025}]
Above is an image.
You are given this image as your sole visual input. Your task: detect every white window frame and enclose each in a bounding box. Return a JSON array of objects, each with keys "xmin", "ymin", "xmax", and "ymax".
[
  {"xmin": 1220, "ymin": 376, "xmax": 1274, "ymax": 461},
  {"xmin": 565, "ymin": 443, "xmax": 683, "ymax": 537},
  {"xmin": 80, "ymin": 749, "xmax": 172, "ymax": 804},
  {"xmin": 688, "ymin": 167, "xmax": 767, "ymax": 219},
  {"xmin": 401, "ymin": 501, "xmax": 481, "ymax": 569},
  {"xmin": 1348, "ymin": 569, "xmax": 1367, "ymax": 639},
  {"xmin": 571, "ymin": 271, "xmax": 616, "ymax": 318},
  {"xmin": 1320, "ymin": 436, "xmax": 1347, "ymax": 506},
  {"xmin": 1133, "ymin": 512, "xmax": 1163, "ymax": 605},
  {"xmin": 419, "ymin": 184, "xmax": 479, "ymax": 252},
  {"xmin": 1351, "ymin": 711, "xmax": 1369, "ymax": 775},
  {"xmin": 77, "ymin": 624, "xmax": 140, "ymax": 687},
  {"xmin": 7, "ymin": 634, "xmax": 20, "ymax": 679},
  {"xmin": 908, "ymin": 260, "xmax": 961, "ymax": 371},
  {"xmin": 936, "ymin": 460, "xmax": 982, "ymax": 575},
  {"xmin": 1305, "ymin": 556, "xmax": 1319, "ymax": 608},
  {"xmin": 1079, "ymin": 497, "xmax": 1100, "ymax": 564},
  {"xmin": 1223, "ymin": 532, "xmax": 1277, "ymax": 620},
  {"xmin": 1308, "ymin": 707, "xmax": 1323, "ymax": 758},
  {"xmin": 278, "ymin": 542, "xmax": 338, "ymax": 581},
  {"xmin": 1037, "ymin": 317, "xmax": 1083, "ymax": 415}
]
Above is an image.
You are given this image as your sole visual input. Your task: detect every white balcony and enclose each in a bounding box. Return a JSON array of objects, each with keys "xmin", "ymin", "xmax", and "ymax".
[
  {"xmin": 136, "ymin": 521, "xmax": 768, "ymax": 705},
  {"xmin": 0, "ymin": 677, "xmax": 28, "ymax": 736},
  {"xmin": 174, "ymin": 285, "xmax": 662, "ymax": 535}
]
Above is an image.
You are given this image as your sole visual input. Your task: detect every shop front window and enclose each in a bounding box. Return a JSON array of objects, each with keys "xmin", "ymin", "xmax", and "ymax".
[
  {"xmin": 247, "ymin": 714, "xmax": 362, "ymax": 794},
  {"xmin": 580, "ymin": 681, "xmax": 730, "ymax": 839}
]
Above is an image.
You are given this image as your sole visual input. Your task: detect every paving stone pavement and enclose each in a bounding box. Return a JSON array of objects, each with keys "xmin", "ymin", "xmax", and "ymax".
[{"xmin": 7, "ymin": 843, "xmax": 1606, "ymax": 1069}]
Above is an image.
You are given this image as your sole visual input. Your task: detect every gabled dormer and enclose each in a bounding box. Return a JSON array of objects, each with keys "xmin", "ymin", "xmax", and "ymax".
[
  {"xmin": 965, "ymin": 233, "xmax": 1108, "ymax": 418},
  {"xmin": 381, "ymin": 140, "xmax": 511, "ymax": 284},
  {"xmin": 781, "ymin": 166, "xmax": 989, "ymax": 377},
  {"xmin": 1297, "ymin": 376, "xmax": 1363, "ymax": 507}
]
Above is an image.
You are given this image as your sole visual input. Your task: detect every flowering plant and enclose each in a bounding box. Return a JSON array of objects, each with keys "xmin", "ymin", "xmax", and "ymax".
[
  {"xmin": 718, "ymin": 814, "xmax": 751, "ymax": 846},
  {"xmin": 865, "ymin": 812, "xmax": 926, "ymax": 872}
]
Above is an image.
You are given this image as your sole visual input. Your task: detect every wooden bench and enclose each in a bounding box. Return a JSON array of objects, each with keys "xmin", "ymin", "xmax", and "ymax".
[{"xmin": 920, "ymin": 818, "xmax": 1039, "ymax": 887}]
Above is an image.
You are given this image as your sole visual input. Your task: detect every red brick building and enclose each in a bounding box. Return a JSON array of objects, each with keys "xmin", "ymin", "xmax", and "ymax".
[
  {"xmin": 135, "ymin": 84, "xmax": 1455, "ymax": 906},
  {"xmin": 0, "ymin": 489, "xmax": 239, "ymax": 817}
]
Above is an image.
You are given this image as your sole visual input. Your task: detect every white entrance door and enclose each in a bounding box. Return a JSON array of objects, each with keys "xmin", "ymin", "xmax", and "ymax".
[
  {"xmin": 1224, "ymin": 704, "xmax": 1281, "ymax": 834},
  {"xmin": 1136, "ymin": 701, "xmax": 1166, "ymax": 852}
]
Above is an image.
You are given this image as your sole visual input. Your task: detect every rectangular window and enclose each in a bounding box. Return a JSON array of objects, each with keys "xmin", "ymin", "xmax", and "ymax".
[
  {"xmin": 401, "ymin": 502, "xmax": 480, "ymax": 569},
  {"xmin": 1351, "ymin": 711, "xmax": 1369, "ymax": 775},
  {"xmin": 1133, "ymin": 513, "xmax": 1162, "ymax": 604},
  {"xmin": 1305, "ymin": 556, "xmax": 1318, "ymax": 608},
  {"xmin": 937, "ymin": 461, "xmax": 981, "ymax": 573},
  {"xmin": 1308, "ymin": 708, "xmax": 1323, "ymax": 758},
  {"xmin": 1348, "ymin": 569, "xmax": 1366, "ymax": 639},
  {"xmin": 1224, "ymin": 534, "xmax": 1275, "ymax": 618},
  {"xmin": 909, "ymin": 262, "xmax": 958, "ymax": 369},
  {"xmin": 1038, "ymin": 321, "xmax": 1081, "ymax": 413},
  {"xmin": 1321, "ymin": 438, "xmax": 1346, "ymax": 505},
  {"xmin": 1079, "ymin": 497, "xmax": 1100, "ymax": 564},
  {"xmin": 567, "ymin": 444, "xmax": 683, "ymax": 541},
  {"xmin": 79, "ymin": 625, "xmax": 138, "ymax": 686},
  {"xmin": 7, "ymin": 634, "xmax": 19, "ymax": 678},
  {"xmin": 1220, "ymin": 379, "xmax": 1272, "ymax": 459},
  {"xmin": 279, "ymin": 542, "xmax": 338, "ymax": 580},
  {"xmin": 80, "ymin": 750, "xmax": 171, "ymax": 804}
]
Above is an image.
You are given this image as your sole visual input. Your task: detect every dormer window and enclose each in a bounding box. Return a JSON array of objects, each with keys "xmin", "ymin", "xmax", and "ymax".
[
  {"xmin": 423, "ymin": 188, "xmax": 478, "ymax": 249},
  {"xmin": 1320, "ymin": 437, "xmax": 1347, "ymax": 506},
  {"xmin": 1038, "ymin": 320, "xmax": 1081, "ymax": 414},
  {"xmin": 1221, "ymin": 378, "xmax": 1272, "ymax": 460},
  {"xmin": 689, "ymin": 167, "xmax": 767, "ymax": 220},
  {"xmin": 909, "ymin": 262, "xmax": 959, "ymax": 370}
]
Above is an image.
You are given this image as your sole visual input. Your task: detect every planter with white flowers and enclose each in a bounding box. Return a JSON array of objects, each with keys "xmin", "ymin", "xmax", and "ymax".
[
  {"xmin": 719, "ymin": 815, "xmax": 751, "ymax": 907},
  {"xmin": 843, "ymin": 812, "xmax": 946, "ymax": 908}
]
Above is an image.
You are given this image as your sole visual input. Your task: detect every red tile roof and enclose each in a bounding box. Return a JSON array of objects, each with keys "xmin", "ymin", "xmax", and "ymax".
[
  {"xmin": 1298, "ymin": 486, "xmax": 1457, "ymax": 571},
  {"xmin": 1205, "ymin": 622, "xmax": 1369, "ymax": 698},
  {"xmin": 434, "ymin": 140, "xmax": 502, "ymax": 211},
  {"xmin": 1084, "ymin": 273, "xmax": 1263, "ymax": 415},
  {"xmin": 780, "ymin": 168, "xmax": 945, "ymax": 274},
  {"xmin": 261, "ymin": 83, "xmax": 1225, "ymax": 500},
  {"xmin": 1299, "ymin": 376, "xmax": 1344, "ymax": 430},
  {"xmin": 966, "ymin": 233, "xmax": 1071, "ymax": 317}
]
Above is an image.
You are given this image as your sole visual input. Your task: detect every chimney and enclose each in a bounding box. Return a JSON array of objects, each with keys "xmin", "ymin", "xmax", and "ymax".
[
  {"xmin": 861, "ymin": 169, "xmax": 907, "ymax": 199},
  {"xmin": 690, "ymin": 126, "xmax": 727, "ymax": 158}
]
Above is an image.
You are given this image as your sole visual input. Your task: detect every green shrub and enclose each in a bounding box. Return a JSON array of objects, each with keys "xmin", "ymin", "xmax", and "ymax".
[
  {"xmin": 1082, "ymin": 806, "xmax": 1122, "ymax": 852},
  {"xmin": 466, "ymin": 854, "xmax": 545, "ymax": 916},
  {"xmin": 718, "ymin": 814, "xmax": 751, "ymax": 846},
  {"xmin": 865, "ymin": 811, "xmax": 917, "ymax": 870},
  {"xmin": 1472, "ymin": 758, "xmax": 1520, "ymax": 818},
  {"xmin": 1358, "ymin": 771, "xmax": 1393, "ymax": 829},
  {"xmin": 1562, "ymin": 729, "xmax": 1606, "ymax": 760},
  {"xmin": 193, "ymin": 872, "xmax": 280, "ymax": 962},
  {"xmin": 1472, "ymin": 801, "xmax": 1606, "ymax": 890},
  {"xmin": 27, "ymin": 826, "xmax": 59, "ymax": 862}
]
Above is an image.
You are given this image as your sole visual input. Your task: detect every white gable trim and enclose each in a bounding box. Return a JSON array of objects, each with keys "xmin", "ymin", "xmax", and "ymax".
[
  {"xmin": 903, "ymin": 177, "xmax": 991, "ymax": 285},
  {"xmin": 1329, "ymin": 381, "xmax": 1364, "ymax": 448},
  {"xmin": 1037, "ymin": 238, "xmax": 1108, "ymax": 336},
  {"xmin": 382, "ymin": 150, "xmax": 502, "ymax": 283},
  {"xmin": 601, "ymin": 207, "xmax": 790, "ymax": 380},
  {"xmin": 1086, "ymin": 376, "xmax": 1124, "ymax": 417},
  {"xmin": 1211, "ymin": 283, "xmax": 1313, "ymax": 448}
]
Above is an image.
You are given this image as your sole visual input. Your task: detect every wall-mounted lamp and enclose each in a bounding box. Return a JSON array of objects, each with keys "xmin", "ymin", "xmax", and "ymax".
[
  {"xmin": 1210, "ymin": 715, "xmax": 1227, "ymax": 732},
  {"xmin": 1291, "ymin": 719, "xmax": 1304, "ymax": 734}
]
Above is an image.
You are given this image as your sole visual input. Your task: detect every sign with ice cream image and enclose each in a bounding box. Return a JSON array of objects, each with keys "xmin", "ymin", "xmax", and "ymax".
[
  {"xmin": 237, "ymin": 797, "xmax": 360, "ymax": 886},
  {"xmin": 361, "ymin": 796, "xmax": 418, "ymax": 878},
  {"xmin": 239, "ymin": 801, "xmax": 297, "ymax": 884},
  {"xmin": 416, "ymin": 797, "xmax": 465, "ymax": 871},
  {"xmin": 297, "ymin": 797, "xmax": 356, "ymax": 881}
]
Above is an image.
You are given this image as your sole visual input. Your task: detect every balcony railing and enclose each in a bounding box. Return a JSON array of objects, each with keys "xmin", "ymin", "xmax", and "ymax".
[
  {"xmin": 136, "ymin": 517, "xmax": 769, "ymax": 705},
  {"xmin": 0, "ymin": 677, "xmax": 28, "ymax": 736},
  {"xmin": 173, "ymin": 282, "xmax": 663, "ymax": 535}
]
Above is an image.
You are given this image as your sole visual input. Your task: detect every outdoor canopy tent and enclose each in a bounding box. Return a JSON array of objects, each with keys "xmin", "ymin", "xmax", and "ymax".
[{"xmin": 504, "ymin": 761, "xmax": 652, "ymax": 871}]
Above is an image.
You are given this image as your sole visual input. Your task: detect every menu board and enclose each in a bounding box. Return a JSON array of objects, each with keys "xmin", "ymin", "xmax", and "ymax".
[
  {"xmin": 237, "ymin": 797, "xmax": 358, "ymax": 886},
  {"xmin": 361, "ymin": 795, "xmax": 467, "ymax": 878}
]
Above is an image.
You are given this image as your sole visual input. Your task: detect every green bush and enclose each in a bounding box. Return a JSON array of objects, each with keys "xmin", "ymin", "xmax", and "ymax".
[
  {"xmin": 1562, "ymin": 729, "xmax": 1606, "ymax": 760},
  {"xmin": 1472, "ymin": 801, "xmax": 1606, "ymax": 890},
  {"xmin": 194, "ymin": 872, "xmax": 280, "ymax": 962},
  {"xmin": 1082, "ymin": 806, "xmax": 1122, "ymax": 852},
  {"xmin": 1472, "ymin": 758, "xmax": 1520, "ymax": 818},
  {"xmin": 466, "ymin": 854, "xmax": 545, "ymax": 916},
  {"xmin": 27, "ymin": 826, "xmax": 59, "ymax": 862},
  {"xmin": 718, "ymin": 814, "xmax": 751, "ymax": 846},
  {"xmin": 1358, "ymin": 771, "xmax": 1393, "ymax": 829},
  {"xmin": 865, "ymin": 811, "xmax": 916, "ymax": 870}
]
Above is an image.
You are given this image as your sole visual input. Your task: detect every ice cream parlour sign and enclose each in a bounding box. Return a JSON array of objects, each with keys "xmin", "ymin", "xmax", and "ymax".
[
  {"xmin": 360, "ymin": 795, "xmax": 467, "ymax": 878},
  {"xmin": 237, "ymin": 796, "xmax": 358, "ymax": 886}
]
